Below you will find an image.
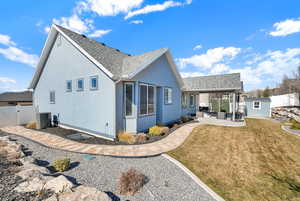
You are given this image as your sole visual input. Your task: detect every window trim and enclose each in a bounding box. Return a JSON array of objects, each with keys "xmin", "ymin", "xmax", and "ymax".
[
  {"xmin": 66, "ymin": 80, "xmax": 72, "ymax": 92},
  {"xmin": 139, "ymin": 83, "xmax": 156, "ymax": 116},
  {"xmin": 124, "ymin": 82, "xmax": 134, "ymax": 117},
  {"xmin": 182, "ymin": 93, "xmax": 188, "ymax": 108},
  {"xmin": 90, "ymin": 75, "xmax": 98, "ymax": 90},
  {"xmin": 253, "ymin": 101, "xmax": 261, "ymax": 110},
  {"xmin": 49, "ymin": 91, "xmax": 55, "ymax": 104},
  {"xmin": 77, "ymin": 78, "xmax": 84, "ymax": 91},
  {"xmin": 189, "ymin": 94, "xmax": 195, "ymax": 107},
  {"xmin": 164, "ymin": 87, "xmax": 173, "ymax": 105}
]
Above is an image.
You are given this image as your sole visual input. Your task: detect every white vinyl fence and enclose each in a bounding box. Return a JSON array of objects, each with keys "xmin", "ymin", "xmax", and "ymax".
[
  {"xmin": 0, "ymin": 105, "xmax": 35, "ymax": 127},
  {"xmin": 270, "ymin": 93, "xmax": 300, "ymax": 108}
]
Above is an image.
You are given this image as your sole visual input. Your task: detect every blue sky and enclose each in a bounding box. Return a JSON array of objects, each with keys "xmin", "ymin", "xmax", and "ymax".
[{"xmin": 0, "ymin": 0, "xmax": 300, "ymax": 92}]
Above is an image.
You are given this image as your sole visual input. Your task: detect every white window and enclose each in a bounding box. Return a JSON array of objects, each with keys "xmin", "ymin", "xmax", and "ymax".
[
  {"xmin": 66, "ymin": 80, "xmax": 72, "ymax": 92},
  {"xmin": 77, "ymin": 78, "xmax": 84, "ymax": 91},
  {"xmin": 164, "ymin": 87, "xmax": 172, "ymax": 104},
  {"xmin": 50, "ymin": 91, "xmax": 55, "ymax": 104},
  {"xmin": 190, "ymin": 94, "xmax": 194, "ymax": 106},
  {"xmin": 139, "ymin": 84, "xmax": 155, "ymax": 115},
  {"xmin": 182, "ymin": 93, "xmax": 188, "ymax": 108},
  {"xmin": 90, "ymin": 76, "xmax": 98, "ymax": 90},
  {"xmin": 125, "ymin": 83, "xmax": 134, "ymax": 117},
  {"xmin": 253, "ymin": 101, "xmax": 261, "ymax": 109}
]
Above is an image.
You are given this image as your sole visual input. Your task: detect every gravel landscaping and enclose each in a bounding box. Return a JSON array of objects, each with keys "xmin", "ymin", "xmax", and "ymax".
[{"xmin": 0, "ymin": 131, "xmax": 216, "ymax": 201}]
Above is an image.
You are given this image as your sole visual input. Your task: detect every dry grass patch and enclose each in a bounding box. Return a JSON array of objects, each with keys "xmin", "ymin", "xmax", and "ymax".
[
  {"xmin": 118, "ymin": 168, "xmax": 146, "ymax": 195},
  {"xmin": 168, "ymin": 118, "xmax": 300, "ymax": 201}
]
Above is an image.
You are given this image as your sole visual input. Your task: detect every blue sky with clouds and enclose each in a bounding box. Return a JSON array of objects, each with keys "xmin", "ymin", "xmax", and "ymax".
[{"xmin": 0, "ymin": 0, "xmax": 300, "ymax": 92}]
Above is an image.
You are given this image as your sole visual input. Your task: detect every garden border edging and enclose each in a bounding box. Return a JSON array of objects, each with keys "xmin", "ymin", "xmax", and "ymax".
[{"xmin": 162, "ymin": 154, "xmax": 226, "ymax": 201}]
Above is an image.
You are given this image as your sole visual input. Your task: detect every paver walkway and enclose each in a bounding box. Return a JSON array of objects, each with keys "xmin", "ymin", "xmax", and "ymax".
[
  {"xmin": 1, "ymin": 118, "xmax": 245, "ymax": 157},
  {"xmin": 1, "ymin": 123, "xmax": 200, "ymax": 157}
]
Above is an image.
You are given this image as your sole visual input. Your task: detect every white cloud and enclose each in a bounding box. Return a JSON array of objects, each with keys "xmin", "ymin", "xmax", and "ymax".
[
  {"xmin": 79, "ymin": 0, "xmax": 144, "ymax": 16},
  {"xmin": 0, "ymin": 34, "xmax": 16, "ymax": 46},
  {"xmin": 210, "ymin": 64, "xmax": 230, "ymax": 74},
  {"xmin": 88, "ymin": 29, "xmax": 112, "ymax": 38},
  {"xmin": 130, "ymin": 20, "xmax": 143, "ymax": 24},
  {"xmin": 44, "ymin": 26, "xmax": 51, "ymax": 34},
  {"xmin": 270, "ymin": 18, "xmax": 300, "ymax": 37},
  {"xmin": 53, "ymin": 14, "xmax": 93, "ymax": 34},
  {"xmin": 177, "ymin": 46, "xmax": 241, "ymax": 69},
  {"xmin": 180, "ymin": 71, "xmax": 204, "ymax": 78},
  {"xmin": 0, "ymin": 77, "xmax": 17, "ymax": 90},
  {"xmin": 0, "ymin": 47, "xmax": 39, "ymax": 67},
  {"xmin": 193, "ymin": 44, "xmax": 202, "ymax": 50},
  {"xmin": 125, "ymin": 0, "xmax": 183, "ymax": 19}
]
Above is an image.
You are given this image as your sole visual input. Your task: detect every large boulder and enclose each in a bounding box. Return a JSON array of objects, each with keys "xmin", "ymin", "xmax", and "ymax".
[
  {"xmin": 14, "ymin": 176, "xmax": 48, "ymax": 192},
  {"xmin": 44, "ymin": 175, "xmax": 74, "ymax": 193},
  {"xmin": 45, "ymin": 185, "xmax": 111, "ymax": 201}
]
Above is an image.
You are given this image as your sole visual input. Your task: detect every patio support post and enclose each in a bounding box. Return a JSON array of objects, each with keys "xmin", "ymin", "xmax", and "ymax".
[{"xmin": 232, "ymin": 92, "xmax": 236, "ymax": 121}]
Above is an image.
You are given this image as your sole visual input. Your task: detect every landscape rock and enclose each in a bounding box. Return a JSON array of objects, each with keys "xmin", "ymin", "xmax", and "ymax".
[
  {"xmin": 14, "ymin": 176, "xmax": 48, "ymax": 192},
  {"xmin": 19, "ymin": 155, "xmax": 36, "ymax": 164},
  {"xmin": 44, "ymin": 175, "xmax": 74, "ymax": 193},
  {"xmin": 16, "ymin": 168, "xmax": 46, "ymax": 180},
  {"xmin": 272, "ymin": 107, "xmax": 300, "ymax": 122},
  {"xmin": 45, "ymin": 185, "xmax": 111, "ymax": 201},
  {"xmin": 22, "ymin": 163, "xmax": 50, "ymax": 175}
]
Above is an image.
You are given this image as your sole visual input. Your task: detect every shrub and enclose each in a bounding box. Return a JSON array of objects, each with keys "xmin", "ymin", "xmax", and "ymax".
[
  {"xmin": 135, "ymin": 133, "xmax": 147, "ymax": 143},
  {"xmin": 291, "ymin": 119, "xmax": 300, "ymax": 130},
  {"xmin": 53, "ymin": 158, "xmax": 70, "ymax": 172},
  {"xmin": 181, "ymin": 115, "xmax": 189, "ymax": 123},
  {"xmin": 118, "ymin": 168, "xmax": 146, "ymax": 195},
  {"xmin": 25, "ymin": 121, "xmax": 37, "ymax": 129},
  {"xmin": 117, "ymin": 132, "xmax": 136, "ymax": 144},
  {"xmin": 149, "ymin": 126, "xmax": 169, "ymax": 136}
]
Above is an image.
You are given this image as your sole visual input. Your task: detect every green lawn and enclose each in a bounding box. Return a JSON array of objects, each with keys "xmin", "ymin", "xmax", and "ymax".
[{"xmin": 168, "ymin": 118, "xmax": 300, "ymax": 201}]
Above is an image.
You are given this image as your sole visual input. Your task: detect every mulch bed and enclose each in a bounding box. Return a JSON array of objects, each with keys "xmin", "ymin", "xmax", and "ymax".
[
  {"xmin": 0, "ymin": 154, "xmax": 53, "ymax": 201},
  {"xmin": 27, "ymin": 120, "xmax": 197, "ymax": 146}
]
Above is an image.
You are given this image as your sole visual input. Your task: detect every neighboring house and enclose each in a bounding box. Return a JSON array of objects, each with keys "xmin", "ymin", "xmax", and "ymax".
[
  {"xmin": 30, "ymin": 24, "xmax": 183, "ymax": 140},
  {"xmin": 0, "ymin": 91, "xmax": 33, "ymax": 106},
  {"xmin": 245, "ymin": 97, "xmax": 271, "ymax": 118}
]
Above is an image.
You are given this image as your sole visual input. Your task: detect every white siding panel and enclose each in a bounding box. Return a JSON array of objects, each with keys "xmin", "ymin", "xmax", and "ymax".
[{"xmin": 34, "ymin": 34, "xmax": 116, "ymax": 138}]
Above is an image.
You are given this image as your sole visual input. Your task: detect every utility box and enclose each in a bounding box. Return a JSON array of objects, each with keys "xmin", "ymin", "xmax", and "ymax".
[{"xmin": 36, "ymin": 112, "xmax": 51, "ymax": 129}]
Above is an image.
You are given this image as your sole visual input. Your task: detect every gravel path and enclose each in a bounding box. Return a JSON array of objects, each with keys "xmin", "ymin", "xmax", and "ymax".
[{"xmin": 1, "ymin": 132, "xmax": 216, "ymax": 201}]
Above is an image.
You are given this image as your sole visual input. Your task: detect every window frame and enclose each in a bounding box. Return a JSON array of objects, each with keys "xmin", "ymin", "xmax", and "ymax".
[
  {"xmin": 77, "ymin": 78, "xmax": 84, "ymax": 91},
  {"xmin": 189, "ymin": 94, "xmax": 195, "ymax": 107},
  {"xmin": 90, "ymin": 75, "xmax": 98, "ymax": 90},
  {"xmin": 49, "ymin": 91, "xmax": 55, "ymax": 104},
  {"xmin": 253, "ymin": 101, "xmax": 261, "ymax": 110},
  {"xmin": 124, "ymin": 82, "xmax": 134, "ymax": 117},
  {"xmin": 164, "ymin": 87, "xmax": 173, "ymax": 105},
  {"xmin": 182, "ymin": 93, "xmax": 188, "ymax": 108},
  {"xmin": 139, "ymin": 83, "xmax": 156, "ymax": 116},
  {"xmin": 66, "ymin": 80, "xmax": 72, "ymax": 92}
]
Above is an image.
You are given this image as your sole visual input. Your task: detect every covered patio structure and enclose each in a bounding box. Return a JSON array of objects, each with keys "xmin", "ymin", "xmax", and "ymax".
[{"xmin": 181, "ymin": 73, "xmax": 243, "ymax": 121}]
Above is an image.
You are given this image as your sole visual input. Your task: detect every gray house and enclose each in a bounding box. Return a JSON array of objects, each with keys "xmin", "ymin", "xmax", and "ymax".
[
  {"xmin": 30, "ymin": 24, "xmax": 243, "ymax": 140},
  {"xmin": 245, "ymin": 97, "xmax": 271, "ymax": 118}
]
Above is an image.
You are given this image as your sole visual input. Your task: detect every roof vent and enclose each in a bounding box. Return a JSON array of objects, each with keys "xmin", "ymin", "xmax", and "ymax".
[
  {"xmin": 116, "ymin": 49, "xmax": 120, "ymax": 52},
  {"xmin": 81, "ymin": 34, "xmax": 87, "ymax": 38},
  {"xmin": 101, "ymin": 43, "xmax": 106, "ymax": 46},
  {"xmin": 127, "ymin": 54, "xmax": 131, "ymax": 56}
]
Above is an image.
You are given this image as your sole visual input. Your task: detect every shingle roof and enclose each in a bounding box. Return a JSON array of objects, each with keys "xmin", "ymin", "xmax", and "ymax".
[
  {"xmin": 0, "ymin": 91, "xmax": 32, "ymax": 102},
  {"xmin": 244, "ymin": 97, "xmax": 271, "ymax": 102},
  {"xmin": 57, "ymin": 25, "xmax": 166, "ymax": 80},
  {"xmin": 183, "ymin": 73, "xmax": 243, "ymax": 92}
]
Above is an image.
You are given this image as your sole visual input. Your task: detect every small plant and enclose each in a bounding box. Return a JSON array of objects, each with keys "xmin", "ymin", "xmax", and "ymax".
[
  {"xmin": 117, "ymin": 132, "xmax": 136, "ymax": 144},
  {"xmin": 53, "ymin": 158, "xmax": 70, "ymax": 172},
  {"xmin": 25, "ymin": 121, "xmax": 37, "ymax": 129},
  {"xmin": 135, "ymin": 133, "xmax": 147, "ymax": 143},
  {"xmin": 148, "ymin": 126, "xmax": 168, "ymax": 136},
  {"xmin": 118, "ymin": 168, "xmax": 146, "ymax": 195},
  {"xmin": 291, "ymin": 119, "xmax": 300, "ymax": 130},
  {"xmin": 181, "ymin": 115, "xmax": 189, "ymax": 123}
]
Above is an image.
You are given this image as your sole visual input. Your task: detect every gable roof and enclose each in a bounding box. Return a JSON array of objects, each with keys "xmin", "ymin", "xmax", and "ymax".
[
  {"xmin": 29, "ymin": 24, "xmax": 183, "ymax": 88},
  {"xmin": 0, "ymin": 91, "xmax": 32, "ymax": 102},
  {"xmin": 183, "ymin": 73, "xmax": 243, "ymax": 92}
]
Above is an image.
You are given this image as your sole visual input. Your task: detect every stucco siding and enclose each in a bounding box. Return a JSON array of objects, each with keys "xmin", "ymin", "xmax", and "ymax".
[
  {"xmin": 133, "ymin": 55, "xmax": 181, "ymax": 132},
  {"xmin": 34, "ymin": 34, "xmax": 116, "ymax": 138},
  {"xmin": 245, "ymin": 101, "xmax": 271, "ymax": 118}
]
